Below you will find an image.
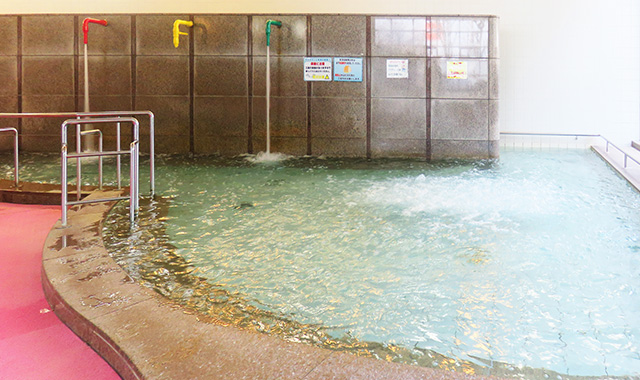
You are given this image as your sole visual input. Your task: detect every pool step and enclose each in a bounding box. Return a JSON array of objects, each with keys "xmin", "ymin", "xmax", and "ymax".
[
  {"xmin": 0, "ymin": 179, "xmax": 121, "ymax": 205},
  {"xmin": 591, "ymin": 144, "xmax": 640, "ymax": 193}
]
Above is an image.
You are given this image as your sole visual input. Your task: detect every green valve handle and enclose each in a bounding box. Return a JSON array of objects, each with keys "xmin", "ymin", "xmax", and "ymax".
[{"xmin": 266, "ymin": 20, "xmax": 282, "ymax": 47}]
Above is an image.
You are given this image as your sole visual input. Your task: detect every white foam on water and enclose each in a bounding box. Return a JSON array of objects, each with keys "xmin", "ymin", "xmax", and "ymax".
[
  {"xmin": 245, "ymin": 151, "xmax": 292, "ymax": 163},
  {"xmin": 359, "ymin": 172, "xmax": 564, "ymax": 219},
  {"xmin": 110, "ymin": 150, "xmax": 640, "ymax": 377}
]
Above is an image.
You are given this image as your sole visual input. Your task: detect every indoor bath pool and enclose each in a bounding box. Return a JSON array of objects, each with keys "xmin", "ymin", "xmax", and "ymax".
[{"xmin": 100, "ymin": 150, "xmax": 639, "ymax": 378}]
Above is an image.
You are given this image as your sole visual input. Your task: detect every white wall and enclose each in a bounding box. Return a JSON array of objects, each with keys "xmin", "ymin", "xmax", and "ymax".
[{"xmin": 2, "ymin": 0, "xmax": 639, "ymax": 142}]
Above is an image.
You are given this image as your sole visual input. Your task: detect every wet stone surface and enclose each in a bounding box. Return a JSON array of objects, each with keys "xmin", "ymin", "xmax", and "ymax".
[{"xmin": 42, "ymin": 190, "xmax": 503, "ymax": 380}]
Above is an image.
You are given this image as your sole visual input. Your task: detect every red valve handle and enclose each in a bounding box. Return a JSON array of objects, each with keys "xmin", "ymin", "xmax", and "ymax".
[{"xmin": 83, "ymin": 18, "xmax": 108, "ymax": 44}]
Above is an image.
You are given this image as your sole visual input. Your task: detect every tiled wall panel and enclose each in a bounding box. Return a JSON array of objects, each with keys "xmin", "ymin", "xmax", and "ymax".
[
  {"xmin": 0, "ymin": 96, "xmax": 18, "ymax": 150},
  {"xmin": 311, "ymin": 16, "xmax": 366, "ymax": 56},
  {"xmin": 0, "ymin": 17, "xmax": 17, "ymax": 56},
  {"xmin": 193, "ymin": 15, "xmax": 248, "ymax": 56},
  {"xmin": 369, "ymin": 16, "xmax": 430, "ymax": 158},
  {"xmin": 0, "ymin": 14, "xmax": 498, "ymax": 160},
  {"xmin": 429, "ymin": 16, "xmax": 497, "ymax": 159},
  {"xmin": 371, "ymin": 17, "xmax": 428, "ymax": 57},
  {"xmin": 0, "ymin": 16, "xmax": 18, "ymax": 150},
  {"xmin": 22, "ymin": 15, "xmax": 74, "ymax": 56}
]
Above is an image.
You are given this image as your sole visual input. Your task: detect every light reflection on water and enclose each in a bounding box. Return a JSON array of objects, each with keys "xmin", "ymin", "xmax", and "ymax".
[{"xmin": 79, "ymin": 150, "xmax": 640, "ymax": 378}]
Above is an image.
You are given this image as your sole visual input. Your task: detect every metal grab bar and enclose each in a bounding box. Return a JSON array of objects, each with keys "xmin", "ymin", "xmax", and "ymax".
[
  {"xmin": 0, "ymin": 111, "xmax": 155, "ymax": 195},
  {"xmin": 602, "ymin": 137, "xmax": 640, "ymax": 169},
  {"xmin": 61, "ymin": 117, "xmax": 140, "ymax": 227},
  {"xmin": 0, "ymin": 127, "xmax": 18, "ymax": 187},
  {"xmin": 67, "ymin": 150, "xmax": 133, "ymax": 158},
  {"xmin": 501, "ymin": 132, "xmax": 601, "ymax": 138},
  {"xmin": 79, "ymin": 129, "xmax": 103, "ymax": 190}
]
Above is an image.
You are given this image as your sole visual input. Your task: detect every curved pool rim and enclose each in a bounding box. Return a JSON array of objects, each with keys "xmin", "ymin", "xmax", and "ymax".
[{"xmin": 41, "ymin": 189, "xmax": 497, "ymax": 380}]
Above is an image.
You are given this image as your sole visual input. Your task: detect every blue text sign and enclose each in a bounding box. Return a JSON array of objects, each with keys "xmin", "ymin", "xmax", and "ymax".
[{"xmin": 333, "ymin": 57, "xmax": 363, "ymax": 82}]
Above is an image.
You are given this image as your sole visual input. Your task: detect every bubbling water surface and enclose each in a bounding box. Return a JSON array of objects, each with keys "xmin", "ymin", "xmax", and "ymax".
[{"xmin": 102, "ymin": 150, "xmax": 640, "ymax": 378}]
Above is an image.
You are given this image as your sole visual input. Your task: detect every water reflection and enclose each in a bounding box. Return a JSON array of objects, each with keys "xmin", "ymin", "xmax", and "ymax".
[{"xmin": 102, "ymin": 152, "xmax": 640, "ymax": 379}]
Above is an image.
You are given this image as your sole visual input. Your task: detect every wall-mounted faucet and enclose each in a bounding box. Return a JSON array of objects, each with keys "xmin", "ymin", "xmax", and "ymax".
[
  {"xmin": 173, "ymin": 19, "xmax": 193, "ymax": 48},
  {"xmin": 265, "ymin": 20, "xmax": 282, "ymax": 47},
  {"xmin": 81, "ymin": 17, "xmax": 108, "ymax": 151},
  {"xmin": 264, "ymin": 20, "xmax": 282, "ymax": 155},
  {"xmin": 82, "ymin": 18, "xmax": 108, "ymax": 113},
  {"xmin": 82, "ymin": 18, "xmax": 108, "ymax": 44}
]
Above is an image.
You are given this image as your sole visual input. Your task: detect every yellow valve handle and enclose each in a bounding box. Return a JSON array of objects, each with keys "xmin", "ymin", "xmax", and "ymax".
[{"xmin": 173, "ymin": 20, "xmax": 193, "ymax": 48}]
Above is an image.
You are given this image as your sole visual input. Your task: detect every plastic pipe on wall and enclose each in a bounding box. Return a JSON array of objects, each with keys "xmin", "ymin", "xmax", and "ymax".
[
  {"xmin": 82, "ymin": 18, "xmax": 107, "ymax": 44},
  {"xmin": 265, "ymin": 20, "xmax": 282, "ymax": 47},
  {"xmin": 82, "ymin": 18, "xmax": 108, "ymax": 152},
  {"xmin": 265, "ymin": 20, "xmax": 282, "ymax": 154},
  {"xmin": 82, "ymin": 18, "xmax": 107, "ymax": 113},
  {"xmin": 173, "ymin": 19, "xmax": 193, "ymax": 48}
]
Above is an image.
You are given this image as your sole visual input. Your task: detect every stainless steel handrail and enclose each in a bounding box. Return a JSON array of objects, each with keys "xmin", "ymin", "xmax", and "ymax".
[
  {"xmin": 601, "ymin": 136, "xmax": 640, "ymax": 169},
  {"xmin": 61, "ymin": 117, "xmax": 139, "ymax": 227},
  {"xmin": 501, "ymin": 132, "xmax": 601, "ymax": 138},
  {"xmin": 501, "ymin": 132, "xmax": 640, "ymax": 169},
  {"xmin": 0, "ymin": 111, "xmax": 155, "ymax": 195},
  {"xmin": 78, "ymin": 129, "xmax": 103, "ymax": 190},
  {"xmin": 0, "ymin": 127, "xmax": 18, "ymax": 187}
]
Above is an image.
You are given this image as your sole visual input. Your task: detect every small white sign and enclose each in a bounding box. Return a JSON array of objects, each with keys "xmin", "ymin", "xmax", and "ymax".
[
  {"xmin": 386, "ymin": 59, "xmax": 409, "ymax": 79},
  {"xmin": 304, "ymin": 57, "xmax": 332, "ymax": 81},
  {"xmin": 447, "ymin": 61, "xmax": 468, "ymax": 79}
]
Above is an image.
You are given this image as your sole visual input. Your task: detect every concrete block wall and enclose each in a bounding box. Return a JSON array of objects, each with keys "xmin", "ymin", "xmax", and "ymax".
[{"xmin": 0, "ymin": 14, "xmax": 499, "ymax": 159}]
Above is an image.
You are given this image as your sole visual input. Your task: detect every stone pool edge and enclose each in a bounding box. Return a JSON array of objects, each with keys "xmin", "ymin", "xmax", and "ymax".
[{"xmin": 41, "ymin": 190, "xmax": 497, "ymax": 380}]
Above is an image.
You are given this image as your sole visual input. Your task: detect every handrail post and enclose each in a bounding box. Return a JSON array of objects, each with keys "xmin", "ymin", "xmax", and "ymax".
[
  {"xmin": 61, "ymin": 120, "xmax": 70, "ymax": 226},
  {"xmin": 60, "ymin": 117, "xmax": 140, "ymax": 226},
  {"xmin": 132, "ymin": 118, "xmax": 140, "ymax": 211},
  {"xmin": 98, "ymin": 131, "xmax": 103, "ymax": 189},
  {"xmin": 116, "ymin": 120, "xmax": 121, "ymax": 189},
  {"xmin": 130, "ymin": 140, "xmax": 138, "ymax": 223},
  {"xmin": 0, "ymin": 128, "xmax": 19, "ymax": 188},
  {"xmin": 13, "ymin": 129, "xmax": 18, "ymax": 187},
  {"xmin": 149, "ymin": 111, "xmax": 155, "ymax": 196},
  {"xmin": 76, "ymin": 124, "xmax": 82, "ymax": 201},
  {"xmin": 598, "ymin": 135, "xmax": 640, "ymax": 168},
  {"xmin": 0, "ymin": 111, "xmax": 155, "ymax": 196},
  {"xmin": 61, "ymin": 144, "xmax": 68, "ymax": 226}
]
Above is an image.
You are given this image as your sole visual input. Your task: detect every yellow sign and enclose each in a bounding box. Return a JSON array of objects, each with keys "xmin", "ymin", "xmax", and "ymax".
[{"xmin": 447, "ymin": 61, "xmax": 467, "ymax": 79}]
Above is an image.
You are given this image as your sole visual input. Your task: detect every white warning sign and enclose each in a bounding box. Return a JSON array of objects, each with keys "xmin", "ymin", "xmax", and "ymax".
[
  {"xmin": 304, "ymin": 57, "xmax": 332, "ymax": 81},
  {"xmin": 386, "ymin": 59, "xmax": 409, "ymax": 79}
]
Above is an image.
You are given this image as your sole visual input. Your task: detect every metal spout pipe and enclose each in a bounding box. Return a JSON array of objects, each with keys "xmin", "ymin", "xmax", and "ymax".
[
  {"xmin": 173, "ymin": 19, "xmax": 193, "ymax": 48},
  {"xmin": 265, "ymin": 20, "xmax": 282, "ymax": 154},
  {"xmin": 82, "ymin": 18, "xmax": 108, "ymax": 151}
]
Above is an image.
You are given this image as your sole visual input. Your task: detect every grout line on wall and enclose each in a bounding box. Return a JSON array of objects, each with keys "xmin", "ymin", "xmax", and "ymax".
[
  {"xmin": 487, "ymin": 20, "xmax": 492, "ymax": 157},
  {"xmin": 131, "ymin": 15, "xmax": 137, "ymax": 111},
  {"xmin": 306, "ymin": 15, "xmax": 312, "ymax": 155},
  {"xmin": 426, "ymin": 16, "xmax": 431, "ymax": 161},
  {"xmin": 189, "ymin": 14, "xmax": 195, "ymax": 155},
  {"xmin": 365, "ymin": 15, "xmax": 372, "ymax": 159},
  {"xmin": 73, "ymin": 15, "xmax": 79, "ymax": 112},
  {"xmin": 247, "ymin": 15, "xmax": 253, "ymax": 154},
  {"xmin": 16, "ymin": 16, "xmax": 22, "ymax": 144}
]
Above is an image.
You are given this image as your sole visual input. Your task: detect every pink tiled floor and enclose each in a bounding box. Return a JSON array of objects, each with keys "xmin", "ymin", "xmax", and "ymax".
[{"xmin": 0, "ymin": 202, "xmax": 120, "ymax": 380}]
